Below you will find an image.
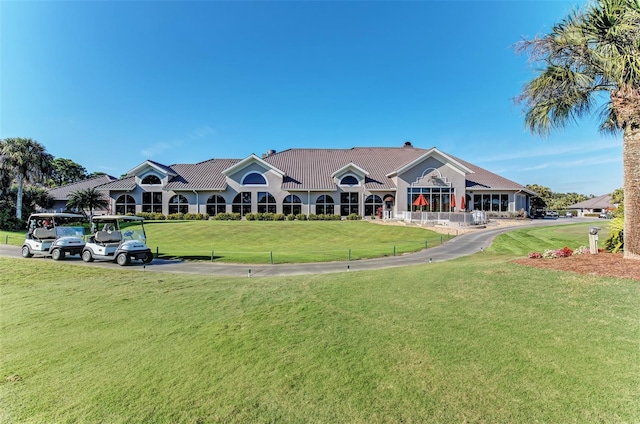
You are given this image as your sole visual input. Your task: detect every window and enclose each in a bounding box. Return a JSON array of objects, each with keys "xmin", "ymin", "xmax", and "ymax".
[
  {"xmin": 257, "ymin": 192, "xmax": 276, "ymax": 213},
  {"xmin": 364, "ymin": 195, "xmax": 383, "ymax": 217},
  {"xmin": 473, "ymin": 194, "xmax": 481, "ymax": 211},
  {"xmin": 232, "ymin": 192, "xmax": 252, "ymax": 216},
  {"xmin": 206, "ymin": 195, "xmax": 226, "ymax": 216},
  {"xmin": 316, "ymin": 195, "xmax": 334, "ymax": 215},
  {"xmin": 115, "ymin": 195, "xmax": 136, "ymax": 215},
  {"xmin": 169, "ymin": 194, "xmax": 188, "ymax": 214},
  {"xmin": 141, "ymin": 175, "xmax": 161, "ymax": 185},
  {"xmin": 283, "ymin": 194, "xmax": 301, "ymax": 215},
  {"xmin": 501, "ymin": 194, "xmax": 509, "ymax": 212},
  {"xmin": 340, "ymin": 192, "xmax": 359, "ymax": 216},
  {"xmin": 340, "ymin": 175, "xmax": 359, "ymax": 186},
  {"xmin": 407, "ymin": 187, "xmax": 453, "ymax": 212},
  {"xmin": 492, "ymin": 194, "xmax": 500, "ymax": 212},
  {"xmin": 242, "ymin": 172, "xmax": 266, "ymax": 185},
  {"xmin": 142, "ymin": 192, "xmax": 163, "ymax": 213}
]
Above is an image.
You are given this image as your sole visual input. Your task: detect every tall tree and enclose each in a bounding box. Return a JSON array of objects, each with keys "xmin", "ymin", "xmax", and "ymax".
[
  {"xmin": 516, "ymin": 0, "xmax": 640, "ymax": 259},
  {"xmin": 67, "ymin": 187, "xmax": 109, "ymax": 217},
  {"xmin": 0, "ymin": 138, "xmax": 53, "ymax": 220},
  {"xmin": 50, "ymin": 158, "xmax": 88, "ymax": 187}
]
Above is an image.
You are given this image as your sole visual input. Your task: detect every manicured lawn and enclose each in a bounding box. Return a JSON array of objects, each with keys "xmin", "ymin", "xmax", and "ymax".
[
  {"xmin": 0, "ymin": 230, "xmax": 25, "ymax": 247},
  {"xmin": 1, "ymin": 223, "xmax": 637, "ymax": 423},
  {"xmin": 144, "ymin": 220, "xmax": 448, "ymax": 263}
]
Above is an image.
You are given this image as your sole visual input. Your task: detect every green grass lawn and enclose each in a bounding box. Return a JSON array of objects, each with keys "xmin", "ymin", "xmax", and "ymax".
[
  {"xmin": 1, "ymin": 223, "xmax": 637, "ymax": 423},
  {"xmin": 144, "ymin": 220, "xmax": 449, "ymax": 263}
]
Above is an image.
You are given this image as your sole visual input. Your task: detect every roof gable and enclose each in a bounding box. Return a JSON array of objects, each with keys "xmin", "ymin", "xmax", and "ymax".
[
  {"xmin": 331, "ymin": 162, "xmax": 369, "ymax": 178},
  {"xmin": 387, "ymin": 147, "xmax": 473, "ymax": 177},
  {"xmin": 222, "ymin": 154, "xmax": 286, "ymax": 178},
  {"xmin": 127, "ymin": 160, "xmax": 177, "ymax": 178}
]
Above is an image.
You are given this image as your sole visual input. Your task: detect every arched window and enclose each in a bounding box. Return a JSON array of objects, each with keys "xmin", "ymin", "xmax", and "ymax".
[
  {"xmin": 258, "ymin": 192, "xmax": 276, "ymax": 213},
  {"xmin": 315, "ymin": 195, "xmax": 335, "ymax": 215},
  {"xmin": 340, "ymin": 175, "xmax": 359, "ymax": 186},
  {"xmin": 364, "ymin": 195, "xmax": 383, "ymax": 217},
  {"xmin": 168, "ymin": 194, "xmax": 188, "ymax": 214},
  {"xmin": 115, "ymin": 195, "xmax": 136, "ymax": 215},
  {"xmin": 232, "ymin": 192, "xmax": 252, "ymax": 216},
  {"xmin": 283, "ymin": 194, "xmax": 301, "ymax": 215},
  {"xmin": 142, "ymin": 175, "xmax": 161, "ymax": 185},
  {"xmin": 242, "ymin": 172, "xmax": 267, "ymax": 185},
  {"xmin": 206, "ymin": 195, "xmax": 226, "ymax": 216}
]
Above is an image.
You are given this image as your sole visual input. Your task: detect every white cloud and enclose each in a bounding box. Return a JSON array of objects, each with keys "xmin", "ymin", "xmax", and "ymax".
[
  {"xmin": 475, "ymin": 140, "xmax": 622, "ymax": 164},
  {"xmin": 189, "ymin": 125, "xmax": 216, "ymax": 139},
  {"xmin": 141, "ymin": 142, "xmax": 171, "ymax": 158}
]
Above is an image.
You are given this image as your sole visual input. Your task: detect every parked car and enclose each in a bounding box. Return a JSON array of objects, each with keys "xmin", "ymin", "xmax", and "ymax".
[
  {"xmin": 599, "ymin": 212, "xmax": 610, "ymax": 219},
  {"xmin": 546, "ymin": 210, "xmax": 559, "ymax": 218},
  {"xmin": 531, "ymin": 209, "xmax": 546, "ymax": 219}
]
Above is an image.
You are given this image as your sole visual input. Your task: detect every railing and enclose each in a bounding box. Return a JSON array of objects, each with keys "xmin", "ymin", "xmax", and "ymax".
[{"xmin": 398, "ymin": 211, "xmax": 488, "ymax": 225}]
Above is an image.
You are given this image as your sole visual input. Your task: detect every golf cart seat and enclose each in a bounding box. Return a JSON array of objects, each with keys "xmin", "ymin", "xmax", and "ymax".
[
  {"xmin": 33, "ymin": 227, "xmax": 56, "ymax": 240},
  {"xmin": 95, "ymin": 230, "xmax": 122, "ymax": 244}
]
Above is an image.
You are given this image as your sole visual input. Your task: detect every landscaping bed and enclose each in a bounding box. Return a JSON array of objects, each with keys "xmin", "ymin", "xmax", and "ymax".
[{"xmin": 514, "ymin": 252, "xmax": 640, "ymax": 281}]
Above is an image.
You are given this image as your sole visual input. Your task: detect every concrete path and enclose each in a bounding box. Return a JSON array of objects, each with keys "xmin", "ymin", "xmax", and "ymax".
[{"xmin": 0, "ymin": 218, "xmax": 594, "ymax": 277}]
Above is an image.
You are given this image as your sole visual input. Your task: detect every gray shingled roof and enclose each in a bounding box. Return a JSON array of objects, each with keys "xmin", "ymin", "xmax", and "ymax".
[
  {"xmin": 451, "ymin": 156, "xmax": 529, "ymax": 191},
  {"xmin": 164, "ymin": 159, "xmax": 241, "ymax": 190},
  {"xmin": 96, "ymin": 176, "xmax": 138, "ymax": 191},
  {"xmin": 263, "ymin": 147, "xmax": 444, "ymax": 190},
  {"xmin": 264, "ymin": 147, "xmax": 527, "ymax": 191},
  {"xmin": 567, "ymin": 194, "xmax": 614, "ymax": 209},
  {"xmin": 47, "ymin": 175, "xmax": 117, "ymax": 200},
  {"xmin": 99, "ymin": 146, "xmax": 528, "ymax": 193}
]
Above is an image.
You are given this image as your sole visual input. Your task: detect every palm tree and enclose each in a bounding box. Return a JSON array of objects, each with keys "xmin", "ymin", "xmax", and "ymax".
[
  {"xmin": 67, "ymin": 187, "xmax": 109, "ymax": 217},
  {"xmin": 0, "ymin": 138, "xmax": 53, "ymax": 220},
  {"xmin": 516, "ymin": 0, "xmax": 640, "ymax": 260}
]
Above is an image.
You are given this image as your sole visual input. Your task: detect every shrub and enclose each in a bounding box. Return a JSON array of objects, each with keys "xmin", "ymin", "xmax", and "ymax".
[
  {"xmin": 184, "ymin": 213, "xmax": 209, "ymax": 220},
  {"xmin": 213, "ymin": 213, "xmax": 241, "ymax": 221},
  {"xmin": 274, "ymin": 213, "xmax": 286, "ymax": 221},
  {"xmin": 308, "ymin": 214, "xmax": 320, "ymax": 221},
  {"xmin": 260, "ymin": 212, "xmax": 275, "ymax": 221},
  {"xmin": 287, "ymin": 213, "xmax": 296, "ymax": 221},
  {"xmin": 167, "ymin": 212, "xmax": 185, "ymax": 220},
  {"xmin": 346, "ymin": 213, "xmax": 361, "ymax": 220},
  {"xmin": 604, "ymin": 216, "xmax": 624, "ymax": 253},
  {"xmin": 245, "ymin": 213, "xmax": 258, "ymax": 221},
  {"xmin": 295, "ymin": 213, "xmax": 307, "ymax": 221},
  {"xmin": 136, "ymin": 212, "xmax": 166, "ymax": 220},
  {"xmin": 528, "ymin": 252, "xmax": 543, "ymax": 259}
]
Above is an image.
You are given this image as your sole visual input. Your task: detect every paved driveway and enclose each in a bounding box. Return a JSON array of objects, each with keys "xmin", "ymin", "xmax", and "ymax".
[{"xmin": 0, "ymin": 218, "xmax": 595, "ymax": 277}]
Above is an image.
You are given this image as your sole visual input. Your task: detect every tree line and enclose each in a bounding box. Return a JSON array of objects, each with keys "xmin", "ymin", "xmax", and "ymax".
[{"xmin": 0, "ymin": 137, "xmax": 109, "ymax": 229}]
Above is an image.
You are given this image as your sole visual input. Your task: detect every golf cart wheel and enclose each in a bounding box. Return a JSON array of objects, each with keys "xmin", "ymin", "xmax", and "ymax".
[
  {"xmin": 116, "ymin": 253, "xmax": 131, "ymax": 266},
  {"xmin": 21, "ymin": 246, "xmax": 33, "ymax": 258},
  {"xmin": 51, "ymin": 248, "xmax": 65, "ymax": 261},
  {"xmin": 82, "ymin": 250, "xmax": 94, "ymax": 262},
  {"xmin": 143, "ymin": 251, "xmax": 154, "ymax": 264}
]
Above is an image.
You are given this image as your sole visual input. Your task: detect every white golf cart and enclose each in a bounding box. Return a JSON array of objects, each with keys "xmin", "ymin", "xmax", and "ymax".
[
  {"xmin": 22, "ymin": 212, "xmax": 87, "ymax": 260},
  {"xmin": 82, "ymin": 215, "xmax": 153, "ymax": 266}
]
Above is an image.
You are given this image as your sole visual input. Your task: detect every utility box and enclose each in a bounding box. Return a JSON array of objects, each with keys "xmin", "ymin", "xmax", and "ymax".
[{"xmin": 589, "ymin": 226, "xmax": 601, "ymax": 254}]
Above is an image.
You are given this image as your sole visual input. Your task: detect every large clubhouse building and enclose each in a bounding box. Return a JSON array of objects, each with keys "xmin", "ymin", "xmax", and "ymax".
[{"xmin": 50, "ymin": 144, "xmax": 536, "ymax": 219}]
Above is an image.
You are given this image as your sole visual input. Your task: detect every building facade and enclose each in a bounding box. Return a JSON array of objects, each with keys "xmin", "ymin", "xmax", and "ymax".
[{"xmin": 91, "ymin": 145, "xmax": 534, "ymax": 219}]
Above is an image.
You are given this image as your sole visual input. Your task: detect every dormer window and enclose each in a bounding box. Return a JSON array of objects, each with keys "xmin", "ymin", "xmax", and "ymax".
[
  {"xmin": 242, "ymin": 172, "xmax": 267, "ymax": 185},
  {"xmin": 340, "ymin": 175, "xmax": 359, "ymax": 186},
  {"xmin": 142, "ymin": 175, "xmax": 161, "ymax": 185}
]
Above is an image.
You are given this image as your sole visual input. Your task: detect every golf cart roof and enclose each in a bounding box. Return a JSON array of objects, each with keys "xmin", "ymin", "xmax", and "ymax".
[
  {"xmin": 28, "ymin": 213, "xmax": 85, "ymax": 219},
  {"xmin": 91, "ymin": 215, "xmax": 145, "ymax": 222}
]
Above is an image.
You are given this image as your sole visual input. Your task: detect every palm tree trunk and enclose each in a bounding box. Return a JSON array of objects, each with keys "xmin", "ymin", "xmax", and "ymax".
[
  {"xmin": 623, "ymin": 124, "xmax": 640, "ymax": 259},
  {"xmin": 15, "ymin": 174, "xmax": 24, "ymax": 220}
]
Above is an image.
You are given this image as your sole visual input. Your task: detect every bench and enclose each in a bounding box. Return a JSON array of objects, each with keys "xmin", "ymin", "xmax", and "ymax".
[
  {"xmin": 33, "ymin": 228, "xmax": 56, "ymax": 240},
  {"xmin": 95, "ymin": 230, "xmax": 122, "ymax": 244}
]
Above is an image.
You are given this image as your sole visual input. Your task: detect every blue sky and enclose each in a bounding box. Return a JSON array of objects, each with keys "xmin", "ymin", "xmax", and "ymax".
[{"xmin": 1, "ymin": 0, "xmax": 622, "ymax": 196}]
